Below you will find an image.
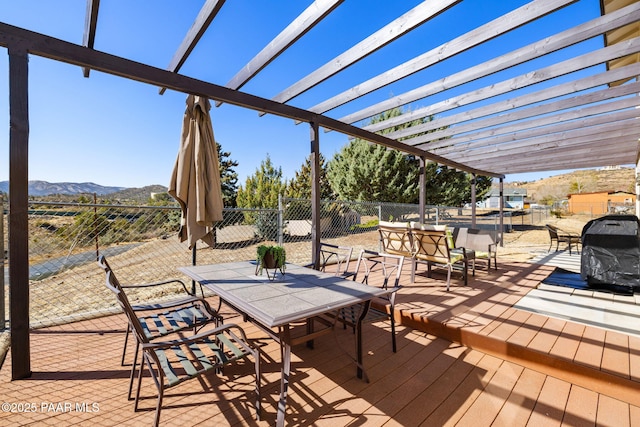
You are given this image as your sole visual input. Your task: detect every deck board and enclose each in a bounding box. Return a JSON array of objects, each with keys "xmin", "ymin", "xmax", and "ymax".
[
  {"xmin": 1, "ymin": 256, "xmax": 640, "ymax": 425},
  {"xmin": 493, "ymin": 367, "xmax": 546, "ymax": 427}
]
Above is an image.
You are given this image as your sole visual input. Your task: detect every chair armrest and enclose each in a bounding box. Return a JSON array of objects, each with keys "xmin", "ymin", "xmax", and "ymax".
[
  {"xmin": 557, "ymin": 228, "xmax": 580, "ymax": 238},
  {"xmin": 121, "ymin": 278, "xmax": 190, "ymax": 294},
  {"xmin": 132, "ymin": 296, "xmax": 219, "ymax": 318}
]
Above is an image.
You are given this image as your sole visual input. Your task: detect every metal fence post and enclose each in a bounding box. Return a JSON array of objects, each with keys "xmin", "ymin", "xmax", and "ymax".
[
  {"xmin": 1, "ymin": 196, "xmax": 5, "ymax": 330},
  {"xmin": 278, "ymin": 194, "xmax": 284, "ymax": 246}
]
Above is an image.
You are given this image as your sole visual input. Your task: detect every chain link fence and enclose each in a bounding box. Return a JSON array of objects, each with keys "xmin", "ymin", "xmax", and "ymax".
[
  {"xmin": 1, "ymin": 196, "xmax": 551, "ymax": 331},
  {"xmin": 568, "ymin": 201, "xmax": 636, "ymax": 217}
]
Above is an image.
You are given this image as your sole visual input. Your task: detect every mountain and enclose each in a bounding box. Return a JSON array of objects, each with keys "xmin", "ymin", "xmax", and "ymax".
[
  {"xmin": 505, "ymin": 167, "xmax": 635, "ymax": 202},
  {"xmin": 0, "ymin": 180, "xmax": 127, "ymax": 196},
  {"xmin": 107, "ymin": 185, "xmax": 169, "ymax": 201}
]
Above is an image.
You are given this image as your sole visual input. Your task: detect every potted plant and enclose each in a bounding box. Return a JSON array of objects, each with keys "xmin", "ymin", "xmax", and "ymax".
[{"xmin": 255, "ymin": 244, "xmax": 286, "ymax": 279}]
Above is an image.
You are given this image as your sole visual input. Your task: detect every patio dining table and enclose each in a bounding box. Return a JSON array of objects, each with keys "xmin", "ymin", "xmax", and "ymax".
[{"xmin": 178, "ymin": 261, "xmax": 390, "ymax": 427}]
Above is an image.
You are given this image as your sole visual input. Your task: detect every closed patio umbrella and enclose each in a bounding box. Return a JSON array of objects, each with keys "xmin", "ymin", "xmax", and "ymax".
[{"xmin": 168, "ymin": 94, "xmax": 223, "ymax": 251}]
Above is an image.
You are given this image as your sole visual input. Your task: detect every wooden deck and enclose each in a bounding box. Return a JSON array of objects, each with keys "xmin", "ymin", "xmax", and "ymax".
[{"xmin": 1, "ymin": 255, "xmax": 639, "ymax": 426}]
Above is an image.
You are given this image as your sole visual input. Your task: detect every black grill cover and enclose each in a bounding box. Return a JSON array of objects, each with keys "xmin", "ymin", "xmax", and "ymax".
[{"xmin": 580, "ymin": 215, "xmax": 640, "ymax": 291}]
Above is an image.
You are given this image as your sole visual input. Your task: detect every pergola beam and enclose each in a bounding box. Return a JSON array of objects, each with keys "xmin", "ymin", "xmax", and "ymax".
[
  {"xmin": 81, "ymin": 0, "xmax": 100, "ymax": 77},
  {"xmin": 446, "ymin": 118, "xmax": 640, "ymax": 163},
  {"xmin": 338, "ymin": 1, "xmax": 640, "ymax": 124},
  {"xmin": 365, "ymin": 35, "xmax": 640, "ymax": 134},
  {"xmin": 316, "ymin": 0, "xmax": 579, "ymax": 117},
  {"xmin": 431, "ymin": 96, "xmax": 640, "ymax": 156},
  {"xmin": 272, "ymin": 0, "xmax": 461, "ymax": 104},
  {"xmin": 0, "ymin": 21, "xmax": 503, "ymax": 180},
  {"xmin": 159, "ymin": 0, "xmax": 226, "ymax": 94},
  {"xmin": 406, "ymin": 62, "xmax": 640, "ymax": 147},
  {"xmin": 391, "ymin": 80, "xmax": 640, "ymax": 144},
  {"xmin": 456, "ymin": 134, "xmax": 640, "ymax": 172},
  {"xmin": 223, "ymin": 0, "xmax": 343, "ymax": 95}
]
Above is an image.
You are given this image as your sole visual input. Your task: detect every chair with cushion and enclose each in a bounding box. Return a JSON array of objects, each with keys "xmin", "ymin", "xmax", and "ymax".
[
  {"xmin": 409, "ymin": 224, "xmax": 468, "ymax": 291},
  {"xmin": 98, "ymin": 255, "xmax": 223, "ymax": 400},
  {"xmin": 104, "ymin": 268, "xmax": 261, "ymax": 427},
  {"xmin": 343, "ymin": 249, "xmax": 404, "ymax": 352},
  {"xmin": 378, "ymin": 220, "xmax": 413, "ymax": 258},
  {"xmin": 546, "ymin": 224, "xmax": 581, "ymax": 254},
  {"xmin": 446, "ymin": 227, "xmax": 476, "ymax": 276},
  {"xmin": 455, "ymin": 228, "xmax": 499, "ymax": 271}
]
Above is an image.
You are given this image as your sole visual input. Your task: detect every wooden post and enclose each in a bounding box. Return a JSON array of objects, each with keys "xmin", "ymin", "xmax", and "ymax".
[
  {"xmin": 636, "ymin": 158, "xmax": 640, "ymax": 221},
  {"xmin": 471, "ymin": 173, "xmax": 477, "ymax": 228},
  {"xmin": 310, "ymin": 121, "xmax": 321, "ymax": 269},
  {"xmin": 9, "ymin": 44, "xmax": 32, "ymax": 379},
  {"xmin": 419, "ymin": 157, "xmax": 426, "ymax": 223},
  {"xmin": 1, "ymin": 195, "xmax": 5, "ymax": 331},
  {"xmin": 499, "ymin": 178, "xmax": 504, "ymax": 247}
]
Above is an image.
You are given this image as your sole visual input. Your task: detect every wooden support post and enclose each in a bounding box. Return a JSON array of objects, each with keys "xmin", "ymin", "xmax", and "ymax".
[
  {"xmin": 499, "ymin": 178, "xmax": 504, "ymax": 247},
  {"xmin": 9, "ymin": 44, "xmax": 32, "ymax": 379},
  {"xmin": 471, "ymin": 173, "xmax": 477, "ymax": 228},
  {"xmin": 636, "ymin": 157, "xmax": 640, "ymax": 221},
  {"xmin": 310, "ymin": 121, "xmax": 321, "ymax": 269},
  {"xmin": 419, "ymin": 157, "xmax": 426, "ymax": 223}
]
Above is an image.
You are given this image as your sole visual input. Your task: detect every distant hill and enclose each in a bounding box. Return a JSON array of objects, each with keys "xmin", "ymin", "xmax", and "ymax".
[
  {"xmin": 505, "ymin": 167, "xmax": 635, "ymax": 202},
  {"xmin": 0, "ymin": 180, "xmax": 126, "ymax": 196},
  {"xmin": 0, "ymin": 181, "xmax": 169, "ymax": 201},
  {"xmin": 108, "ymin": 185, "xmax": 169, "ymax": 201}
]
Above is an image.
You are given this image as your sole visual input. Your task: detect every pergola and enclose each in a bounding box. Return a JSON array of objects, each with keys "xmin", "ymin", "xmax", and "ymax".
[{"xmin": 2, "ymin": 0, "xmax": 639, "ymax": 380}]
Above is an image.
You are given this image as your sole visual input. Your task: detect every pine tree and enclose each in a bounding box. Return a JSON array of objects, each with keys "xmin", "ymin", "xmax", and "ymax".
[
  {"xmin": 327, "ymin": 108, "xmax": 492, "ymax": 206},
  {"xmin": 286, "ymin": 153, "xmax": 335, "ymax": 200},
  {"xmin": 216, "ymin": 142, "xmax": 239, "ymax": 207},
  {"xmin": 236, "ymin": 155, "xmax": 286, "ymax": 240},
  {"xmin": 422, "ymin": 164, "xmax": 492, "ymax": 206},
  {"xmin": 327, "ymin": 108, "xmax": 421, "ymax": 203},
  {"xmin": 236, "ymin": 155, "xmax": 285, "ymax": 209}
]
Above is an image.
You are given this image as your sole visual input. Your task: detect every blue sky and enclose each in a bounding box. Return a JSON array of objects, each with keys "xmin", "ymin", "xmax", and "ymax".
[{"xmin": 0, "ymin": 0, "xmax": 605, "ymax": 188}]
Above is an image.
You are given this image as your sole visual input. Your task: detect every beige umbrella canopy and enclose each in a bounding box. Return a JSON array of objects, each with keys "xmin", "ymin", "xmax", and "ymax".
[{"xmin": 169, "ymin": 94, "xmax": 224, "ymax": 250}]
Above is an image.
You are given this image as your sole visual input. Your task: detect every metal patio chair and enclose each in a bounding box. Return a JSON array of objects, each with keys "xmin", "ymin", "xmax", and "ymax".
[
  {"xmin": 343, "ymin": 249, "xmax": 404, "ymax": 353},
  {"xmin": 104, "ymin": 268, "xmax": 261, "ymax": 427},
  {"xmin": 318, "ymin": 242, "xmax": 354, "ymax": 277},
  {"xmin": 97, "ymin": 255, "xmax": 223, "ymax": 399},
  {"xmin": 546, "ymin": 224, "xmax": 581, "ymax": 254}
]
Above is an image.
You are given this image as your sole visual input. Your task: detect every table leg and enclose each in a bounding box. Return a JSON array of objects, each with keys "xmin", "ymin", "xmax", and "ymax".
[
  {"xmin": 355, "ymin": 301, "xmax": 371, "ymax": 382},
  {"xmin": 277, "ymin": 325, "xmax": 291, "ymax": 427}
]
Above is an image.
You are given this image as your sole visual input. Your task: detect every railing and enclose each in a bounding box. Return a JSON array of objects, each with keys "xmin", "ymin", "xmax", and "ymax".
[{"xmin": 0, "ymin": 197, "xmax": 551, "ymax": 330}]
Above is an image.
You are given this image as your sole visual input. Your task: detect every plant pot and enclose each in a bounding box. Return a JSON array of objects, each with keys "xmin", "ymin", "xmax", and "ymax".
[{"xmin": 262, "ymin": 252, "xmax": 278, "ymax": 269}]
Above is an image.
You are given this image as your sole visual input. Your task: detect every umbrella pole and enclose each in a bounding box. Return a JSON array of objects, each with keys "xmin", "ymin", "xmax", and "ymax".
[{"xmin": 191, "ymin": 245, "xmax": 197, "ymax": 295}]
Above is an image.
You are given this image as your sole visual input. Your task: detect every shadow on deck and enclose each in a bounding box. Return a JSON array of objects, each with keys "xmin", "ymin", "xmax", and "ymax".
[{"xmin": 1, "ymin": 251, "xmax": 638, "ymax": 426}]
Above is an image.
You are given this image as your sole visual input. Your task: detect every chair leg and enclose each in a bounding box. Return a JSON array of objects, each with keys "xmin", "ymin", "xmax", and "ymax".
[
  {"xmin": 153, "ymin": 380, "xmax": 164, "ymax": 427},
  {"xmin": 446, "ymin": 266, "xmax": 451, "ymax": 291},
  {"xmin": 254, "ymin": 347, "xmax": 261, "ymax": 420},
  {"xmin": 128, "ymin": 340, "xmax": 141, "ymax": 400},
  {"xmin": 133, "ymin": 355, "xmax": 145, "ymax": 411},
  {"xmin": 121, "ymin": 323, "xmax": 131, "ymax": 366},
  {"xmin": 390, "ymin": 310, "xmax": 396, "ymax": 353}
]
